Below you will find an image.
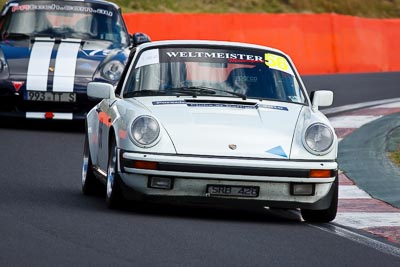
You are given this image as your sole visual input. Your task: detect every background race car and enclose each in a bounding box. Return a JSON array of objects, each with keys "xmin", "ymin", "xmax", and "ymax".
[{"xmin": 0, "ymin": 0, "xmax": 150, "ymax": 120}]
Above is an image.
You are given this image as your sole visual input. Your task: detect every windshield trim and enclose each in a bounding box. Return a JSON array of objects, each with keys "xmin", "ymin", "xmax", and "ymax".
[{"xmin": 122, "ymin": 44, "xmax": 309, "ymax": 106}]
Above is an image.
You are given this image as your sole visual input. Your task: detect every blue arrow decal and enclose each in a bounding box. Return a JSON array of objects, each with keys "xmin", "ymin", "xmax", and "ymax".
[{"xmin": 266, "ymin": 146, "xmax": 288, "ymax": 158}]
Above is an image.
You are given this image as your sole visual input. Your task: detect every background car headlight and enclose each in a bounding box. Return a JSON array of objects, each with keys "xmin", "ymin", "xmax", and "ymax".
[
  {"xmin": 130, "ymin": 116, "xmax": 160, "ymax": 147},
  {"xmin": 101, "ymin": 60, "xmax": 124, "ymax": 82},
  {"xmin": 304, "ymin": 123, "xmax": 334, "ymax": 154}
]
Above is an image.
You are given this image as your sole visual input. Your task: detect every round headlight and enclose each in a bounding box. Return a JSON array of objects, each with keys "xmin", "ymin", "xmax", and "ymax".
[
  {"xmin": 304, "ymin": 123, "xmax": 334, "ymax": 155},
  {"xmin": 130, "ymin": 116, "xmax": 160, "ymax": 147},
  {"xmin": 102, "ymin": 60, "xmax": 124, "ymax": 82}
]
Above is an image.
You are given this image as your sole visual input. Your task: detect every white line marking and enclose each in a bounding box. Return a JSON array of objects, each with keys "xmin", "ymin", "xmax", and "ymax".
[
  {"xmin": 371, "ymin": 102, "xmax": 400, "ymax": 109},
  {"xmin": 339, "ymin": 185, "xmax": 371, "ymax": 199},
  {"xmin": 334, "ymin": 212, "xmax": 400, "ymax": 228},
  {"xmin": 329, "ymin": 115, "xmax": 382, "ymax": 128},
  {"xmin": 53, "ymin": 39, "xmax": 81, "ymax": 92},
  {"xmin": 310, "ymin": 223, "xmax": 400, "ymax": 258},
  {"xmin": 322, "ymin": 98, "xmax": 400, "ymax": 115},
  {"xmin": 26, "ymin": 39, "xmax": 54, "ymax": 91}
]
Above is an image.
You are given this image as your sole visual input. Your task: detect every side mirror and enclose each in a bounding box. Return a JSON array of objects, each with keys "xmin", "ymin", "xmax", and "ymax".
[
  {"xmin": 131, "ymin": 32, "xmax": 151, "ymax": 47},
  {"xmin": 87, "ymin": 82, "xmax": 115, "ymax": 100},
  {"xmin": 310, "ymin": 90, "xmax": 333, "ymax": 110}
]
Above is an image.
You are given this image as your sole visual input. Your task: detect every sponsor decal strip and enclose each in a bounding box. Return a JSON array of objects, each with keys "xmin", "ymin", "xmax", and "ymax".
[
  {"xmin": 186, "ymin": 103, "xmax": 256, "ymax": 109},
  {"xmin": 11, "ymin": 4, "xmax": 113, "ymax": 17},
  {"xmin": 258, "ymin": 104, "xmax": 289, "ymax": 111},
  {"xmin": 26, "ymin": 38, "xmax": 54, "ymax": 91},
  {"xmin": 152, "ymin": 100, "xmax": 186, "ymax": 105},
  {"xmin": 53, "ymin": 39, "xmax": 81, "ymax": 92},
  {"xmin": 165, "ymin": 51, "xmax": 264, "ymax": 62}
]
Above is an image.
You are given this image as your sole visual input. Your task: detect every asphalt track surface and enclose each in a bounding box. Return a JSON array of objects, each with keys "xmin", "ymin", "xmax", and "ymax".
[
  {"xmin": 302, "ymin": 71, "xmax": 400, "ymax": 108},
  {"xmin": 339, "ymin": 112, "xmax": 400, "ymax": 208},
  {"xmin": 1, "ymin": 72, "xmax": 400, "ymax": 266}
]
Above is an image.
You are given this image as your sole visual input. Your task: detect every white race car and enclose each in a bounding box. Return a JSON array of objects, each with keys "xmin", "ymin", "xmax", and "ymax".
[{"xmin": 82, "ymin": 40, "xmax": 338, "ymax": 222}]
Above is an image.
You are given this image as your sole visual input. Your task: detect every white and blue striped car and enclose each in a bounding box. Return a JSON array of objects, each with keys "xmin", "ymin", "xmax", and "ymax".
[{"xmin": 0, "ymin": 0, "xmax": 149, "ymax": 120}]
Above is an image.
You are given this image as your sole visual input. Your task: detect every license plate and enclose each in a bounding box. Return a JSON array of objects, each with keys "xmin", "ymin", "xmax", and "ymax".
[
  {"xmin": 24, "ymin": 91, "xmax": 76, "ymax": 103},
  {"xmin": 207, "ymin": 185, "xmax": 259, "ymax": 198}
]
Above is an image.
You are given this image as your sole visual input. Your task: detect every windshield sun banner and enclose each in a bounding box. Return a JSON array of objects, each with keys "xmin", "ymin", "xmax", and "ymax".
[{"xmin": 138, "ymin": 47, "xmax": 295, "ymax": 76}]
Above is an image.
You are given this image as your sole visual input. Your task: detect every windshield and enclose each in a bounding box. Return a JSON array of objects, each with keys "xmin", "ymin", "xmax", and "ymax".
[
  {"xmin": 124, "ymin": 46, "xmax": 307, "ymax": 104},
  {"xmin": 0, "ymin": 1, "xmax": 129, "ymax": 45}
]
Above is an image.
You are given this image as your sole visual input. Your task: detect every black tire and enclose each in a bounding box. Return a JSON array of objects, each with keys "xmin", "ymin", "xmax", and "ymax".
[
  {"xmin": 106, "ymin": 137, "xmax": 124, "ymax": 209},
  {"xmin": 82, "ymin": 134, "xmax": 103, "ymax": 196},
  {"xmin": 301, "ymin": 177, "xmax": 338, "ymax": 223}
]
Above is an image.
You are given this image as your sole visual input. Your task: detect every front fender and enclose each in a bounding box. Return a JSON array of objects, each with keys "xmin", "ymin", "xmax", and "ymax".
[
  {"xmin": 290, "ymin": 107, "xmax": 338, "ymax": 160},
  {"xmin": 86, "ymin": 105, "xmax": 101, "ymax": 166},
  {"xmin": 110, "ymin": 101, "xmax": 177, "ymax": 154}
]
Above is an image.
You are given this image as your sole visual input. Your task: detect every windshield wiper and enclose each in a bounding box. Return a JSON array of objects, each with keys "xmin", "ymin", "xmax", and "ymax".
[
  {"xmin": 124, "ymin": 89, "xmax": 198, "ymax": 98},
  {"xmin": 124, "ymin": 86, "xmax": 247, "ymax": 99},
  {"xmin": 124, "ymin": 90, "xmax": 167, "ymax": 97},
  {"xmin": 171, "ymin": 86, "xmax": 247, "ymax": 100},
  {"xmin": 168, "ymin": 86, "xmax": 217, "ymax": 97}
]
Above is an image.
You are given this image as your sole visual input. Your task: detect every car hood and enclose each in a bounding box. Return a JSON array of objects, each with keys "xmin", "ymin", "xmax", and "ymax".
[
  {"xmin": 133, "ymin": 97, "xmax": 304, "ymax": 159},
  {"xmin": 0, "ymin": 38, "xmax": 127, "ymax": 78}
]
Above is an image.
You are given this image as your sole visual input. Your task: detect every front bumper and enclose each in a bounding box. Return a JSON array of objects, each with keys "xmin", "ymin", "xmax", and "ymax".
[
  {"xmin": 0, "ymin": 80, "xmax": 97, "ymax": 120},
  {"xmin": 117, "ymin": 151, "xmax": 338, "ymax": 210}
]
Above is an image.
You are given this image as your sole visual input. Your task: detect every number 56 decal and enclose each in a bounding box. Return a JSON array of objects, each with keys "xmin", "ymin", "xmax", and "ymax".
[{"xmin": 265, "ymin": 53, "xmax": 294, "ymax": 76}]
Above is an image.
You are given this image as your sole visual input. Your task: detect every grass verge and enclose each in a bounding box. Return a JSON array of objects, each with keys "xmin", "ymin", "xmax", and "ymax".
[{"xmin": 388, "ymin": 151, "xmax": 400, "ymax": 166}]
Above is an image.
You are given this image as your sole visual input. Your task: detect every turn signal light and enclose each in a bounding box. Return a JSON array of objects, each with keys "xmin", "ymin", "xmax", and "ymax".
[
  {"xmin": 309, "ymin": 169, "xmax": 333, "ymax": 178},
  {"xmin": 133, "ymin": 160, "xmax": 158, "ymax": 170}
]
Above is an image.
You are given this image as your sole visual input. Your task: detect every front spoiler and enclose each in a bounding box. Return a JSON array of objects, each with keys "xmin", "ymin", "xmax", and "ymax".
[
  {"xmin": 116, "ymin": 150, "xmax": 338, "ymax": 210},
  {"xmin": 117, "ymin": 173, "xmax": 338, "ymax": 211}
]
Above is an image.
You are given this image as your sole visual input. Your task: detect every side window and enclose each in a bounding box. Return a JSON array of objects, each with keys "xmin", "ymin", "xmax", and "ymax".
[
  {"xmin": 271, "ymin": 70, "xmax": 305, "ymax": 103},
  {"xmin": 123, "ymin": 67, "xmax": 141, "ymax": 96},
  {"xmin": 271, "ymin": 70, "xmax": 288, "ymax": 101}
]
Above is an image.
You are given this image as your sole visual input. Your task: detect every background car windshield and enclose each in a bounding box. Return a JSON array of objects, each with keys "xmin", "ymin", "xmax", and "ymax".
[
  {"xmin": 124, "ymin": 47, "xmax": 306, "ymax": 104},
  {"xmin": 0, "ymin": 1, "xmax": 129, "ymax": 45}
]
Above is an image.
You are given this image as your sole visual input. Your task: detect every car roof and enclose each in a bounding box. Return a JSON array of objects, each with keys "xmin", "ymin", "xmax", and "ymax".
[
  {"xmin": 4, "ymin": 0, "xmax": 120, "ymax": 10},
  {"xmin": 137, "ymin": 40, "xmax": 287, "ymax": 57}
]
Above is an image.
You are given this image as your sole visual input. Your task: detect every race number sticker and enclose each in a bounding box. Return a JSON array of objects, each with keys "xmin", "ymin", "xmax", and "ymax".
[{"xmin": 264, "ymin": 53, "xmax": 294, "ymax": 76}]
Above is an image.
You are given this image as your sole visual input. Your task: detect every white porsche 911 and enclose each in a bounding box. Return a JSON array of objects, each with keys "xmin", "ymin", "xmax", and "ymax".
[{"xmin": 82, "ymin": 40, "xmax": 338, "ymax": 222}]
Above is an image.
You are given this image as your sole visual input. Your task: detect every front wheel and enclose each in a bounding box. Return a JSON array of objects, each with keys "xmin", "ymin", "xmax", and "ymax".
[
  {"xmin": 106, "ymin": 137, "xmax": 124, "ymax": 209},
  {"xmin": 301, "ymin": 177, "xmax": 338, "ymax": 223}
]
